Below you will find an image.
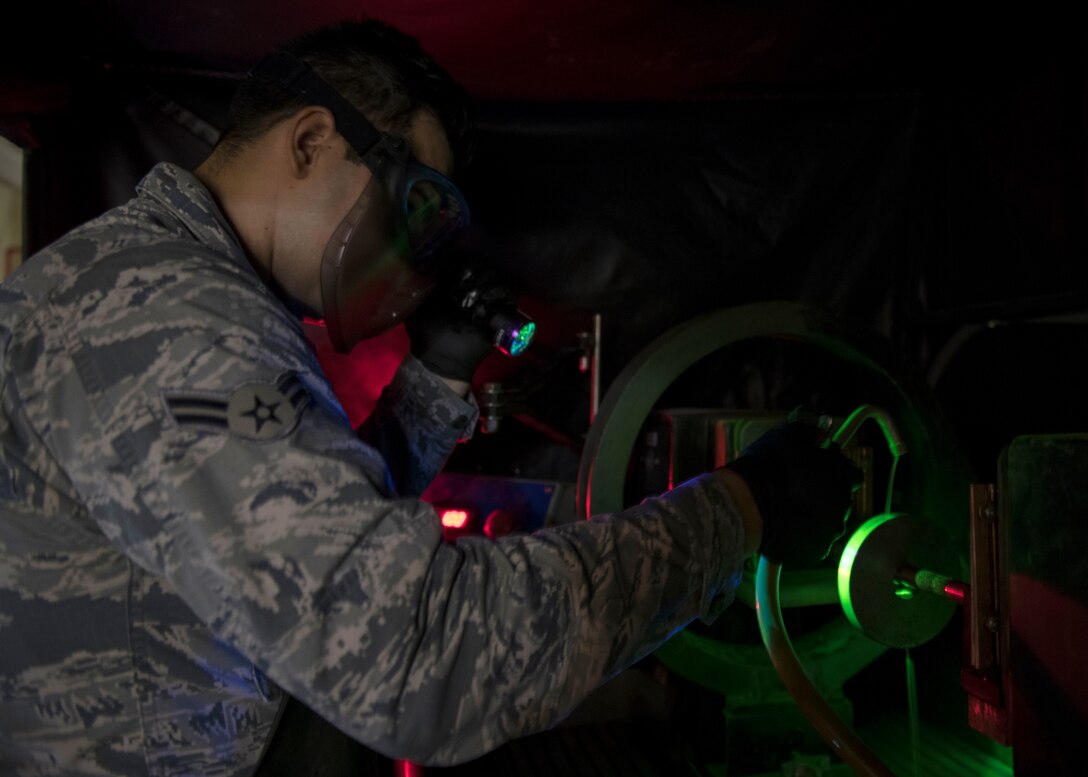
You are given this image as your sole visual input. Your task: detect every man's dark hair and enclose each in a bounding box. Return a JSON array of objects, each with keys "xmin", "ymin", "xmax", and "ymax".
[{"xmin": 218, "ymin": 19, "xmax": 473, "ymax": 169}]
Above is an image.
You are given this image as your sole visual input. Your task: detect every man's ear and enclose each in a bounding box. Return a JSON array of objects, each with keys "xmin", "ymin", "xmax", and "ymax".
[{"xmin": 288, "ymin": 107, "xmax": 338, "ymax": 179}]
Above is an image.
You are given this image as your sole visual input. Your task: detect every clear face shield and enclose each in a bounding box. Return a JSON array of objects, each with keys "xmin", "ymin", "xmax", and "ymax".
[
  {"xmin": 251, "ymin": 53, "xmax": 471, "ymax": 352},
  {"xmin": 320, "ymin": 141, "xmax": 471, "ymax": 351}
]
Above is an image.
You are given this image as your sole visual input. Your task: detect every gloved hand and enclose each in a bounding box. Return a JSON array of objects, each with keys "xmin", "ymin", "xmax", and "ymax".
[
  {"xmin": 405, "ymin": 292, "xmax": 494, "ymax": 383},
  {"xmin": 726, "ymin": 421, "xmax": 863, "ymax": 566}
]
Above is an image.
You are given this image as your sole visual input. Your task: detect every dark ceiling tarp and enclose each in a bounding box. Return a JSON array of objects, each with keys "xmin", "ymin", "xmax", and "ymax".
[
  {"xmin": 15, "ymin": 76, "xmax": 924, "ymax": 353},
  {"xmin": 2, "ymin": 3, "xmax": 1086, "ymax": 477},
  {"xmin": 4, "ymin": 2, "xmax": 941, "ymax": 101}
]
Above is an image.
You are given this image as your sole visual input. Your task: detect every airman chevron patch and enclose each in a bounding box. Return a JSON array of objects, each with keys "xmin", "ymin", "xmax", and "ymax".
[{"xmin": 163, "ymin": 372, "xmax": 312, "ymax": 442}]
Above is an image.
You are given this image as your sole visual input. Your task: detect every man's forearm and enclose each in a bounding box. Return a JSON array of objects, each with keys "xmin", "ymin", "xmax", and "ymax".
[{"xmin": 714, "ymin": 467, "xmax": 763, "ymax": 555}]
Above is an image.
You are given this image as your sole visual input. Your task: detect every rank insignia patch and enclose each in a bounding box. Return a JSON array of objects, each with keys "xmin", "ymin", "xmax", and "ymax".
[{"xmin": 164, "ymin": 373, "xmax": 311, "ymax": 441}]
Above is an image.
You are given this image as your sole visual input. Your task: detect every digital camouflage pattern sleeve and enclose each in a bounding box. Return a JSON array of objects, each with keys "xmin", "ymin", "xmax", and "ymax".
[
  {"xmin": 357, "ymin": 353, "xmax": 478, "ymax": 498},
  {"xmin": 0, "ymin": 164, "xmax": 749, "ymax": 775}
]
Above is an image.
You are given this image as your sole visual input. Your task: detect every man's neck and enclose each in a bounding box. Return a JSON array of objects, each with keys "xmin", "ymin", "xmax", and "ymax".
[{"xmin": 194, "ymin": 149, "xmax": 277, "ymax": 288}]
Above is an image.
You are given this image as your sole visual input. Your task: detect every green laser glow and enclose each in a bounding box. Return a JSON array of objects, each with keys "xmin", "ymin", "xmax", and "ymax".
[
  {"xmin": 837, "ymin": 513, "xmax": 898, "ymax": 631},
  {"xmin": 509, "ymin": 321, "xmax": 536, "ymax": 355}
]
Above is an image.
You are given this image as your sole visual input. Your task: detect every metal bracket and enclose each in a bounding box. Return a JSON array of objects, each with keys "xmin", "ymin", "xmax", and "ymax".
[{"xmin": 962, "ymin": 482, "xmax": 1010, "ymax": 744}]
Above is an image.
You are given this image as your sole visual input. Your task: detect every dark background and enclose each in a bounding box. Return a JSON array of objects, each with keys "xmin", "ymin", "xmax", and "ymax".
[{"xmin": 4, "ymin": 2, "xmax": 1085, "ymax": 482}]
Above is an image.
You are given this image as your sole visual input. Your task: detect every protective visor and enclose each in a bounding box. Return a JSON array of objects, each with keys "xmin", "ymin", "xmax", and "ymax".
[
  {"xmin": 251, "ymin": 53, "xmax": 471, "ymax": 351},
  {"xmin": 403, "ymin": 162, "xmax": 470, "ymax": 273},
  {"xmin": 319, "ymin": 145, "xmax": 470, "ymax": 350}
]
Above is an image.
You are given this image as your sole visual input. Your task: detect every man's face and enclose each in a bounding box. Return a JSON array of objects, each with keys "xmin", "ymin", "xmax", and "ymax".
[
  {"xmin": 316, "ymin": 107, "xmax": 454, "ymax": 247},
  {"xmin": 315, "ymin": 106, "xmax": 462, "ymax": 351}
]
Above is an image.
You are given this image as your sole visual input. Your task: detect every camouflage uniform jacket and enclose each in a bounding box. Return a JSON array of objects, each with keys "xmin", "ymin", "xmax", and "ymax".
[{"xmin": 0, "ymin": 163, "xmax": 749, "ymax": 775}]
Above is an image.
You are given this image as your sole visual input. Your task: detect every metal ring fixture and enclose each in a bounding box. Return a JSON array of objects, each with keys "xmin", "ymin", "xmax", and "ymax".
[{"xmin": 576, "ymin": 301, "xmax": 970, "ymax": 699}]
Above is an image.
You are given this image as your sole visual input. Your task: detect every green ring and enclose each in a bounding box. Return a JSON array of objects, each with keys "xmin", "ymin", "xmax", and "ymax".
[
  {"xmin": 838, "ymin": 513, "xmax": 898, "ymax": 633},
  {"xmin": 576, "ymin": 302, "xmax": 971, "ymax": 691}
]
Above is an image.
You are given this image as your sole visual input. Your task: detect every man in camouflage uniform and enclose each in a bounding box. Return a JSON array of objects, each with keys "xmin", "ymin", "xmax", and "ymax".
[{"xmin": 0, "ymin": 20, "xmax": 860, "ymax": 776}]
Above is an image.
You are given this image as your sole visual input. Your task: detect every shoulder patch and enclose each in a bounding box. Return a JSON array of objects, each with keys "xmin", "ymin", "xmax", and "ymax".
[{"xmin": 163, "ymin": 373, "xmax": 311, "ymax": 442}]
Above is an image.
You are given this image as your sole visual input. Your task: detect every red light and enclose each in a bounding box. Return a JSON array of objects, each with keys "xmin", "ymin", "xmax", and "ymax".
[
  {"xmin": 483, "ymin": 509, "xmax": 517, "ymax": 539},
  {"xmin": 943, "ymin": 581, "xmax": 968, "ymax": 604},
  {"xmin": 440, "ymin": 509, "xmax": 470, "ymax": 529}
]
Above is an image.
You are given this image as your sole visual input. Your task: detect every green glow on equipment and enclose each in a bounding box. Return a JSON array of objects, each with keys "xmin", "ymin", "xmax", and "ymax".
[
  {"xmin": 837, "ymin": 511, "xmax": 959, "ymax": 648},
  {"xmin": 838, "ymin": 513, "xmax": 897, "ymax": 632}
]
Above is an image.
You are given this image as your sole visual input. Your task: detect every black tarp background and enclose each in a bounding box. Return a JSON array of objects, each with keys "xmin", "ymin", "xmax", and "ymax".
[
  {"xmin": 21, "ymin": 79, "xmax": 927, "ymax": 350},
  {"xmin": 5, "ymin": 10, "xmax": 1088, "ymax": 481}
]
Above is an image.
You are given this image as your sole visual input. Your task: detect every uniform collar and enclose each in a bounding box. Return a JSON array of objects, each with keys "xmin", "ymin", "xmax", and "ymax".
[{"xmin": 136, "ymin": 162, "xmax": 249, "ymax": 269}]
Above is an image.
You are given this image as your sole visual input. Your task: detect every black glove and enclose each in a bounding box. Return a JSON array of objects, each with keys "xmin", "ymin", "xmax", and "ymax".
[
  {"xmin": 727, "ymin": 421, "xmax": 863, "ymax": 566},
  {"xmin": 405, "ymin": 292, "xmax": 494, "ymax": 383}
]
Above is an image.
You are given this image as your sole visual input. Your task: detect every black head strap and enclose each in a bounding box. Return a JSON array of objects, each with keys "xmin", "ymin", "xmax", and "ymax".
[{"xmin": 250, "ymin": 52, "xmax": 384, "ymax": 158}]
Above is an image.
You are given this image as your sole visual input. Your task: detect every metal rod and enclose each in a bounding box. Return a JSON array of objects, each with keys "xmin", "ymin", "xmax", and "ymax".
[
  {"xmin": 589, "ymin": 313, "xmax": 601, "ymax": 423},
  {"xmin": 896, "ymin": 566, "xmax": 969, "ymax": 604},
  {"xmin": 906, "ymin": 647, "xmax": 921, "ymax": 777},
  {"xmin": 831, "ymin": 404, "xmax": 908, "ymax": 457}
]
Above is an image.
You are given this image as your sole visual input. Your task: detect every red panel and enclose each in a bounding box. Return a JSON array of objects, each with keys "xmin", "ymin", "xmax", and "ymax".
[
  {"xmin": 305, "ymin": 321, "xmax": 409, "ymax": 428},
  {"xmin": 1009, "ymin": 573, "xmax": 1088, "ymax": 773}
]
